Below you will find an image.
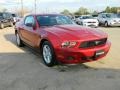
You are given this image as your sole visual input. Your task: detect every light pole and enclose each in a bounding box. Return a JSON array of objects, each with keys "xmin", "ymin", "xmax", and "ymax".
[{"xmin": 21, "ymin": 0, "xmax": 23, "ymax": 17}]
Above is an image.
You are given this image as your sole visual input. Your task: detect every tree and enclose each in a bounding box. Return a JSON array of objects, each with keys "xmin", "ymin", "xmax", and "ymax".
[
  {"xmin": 2, "ymin": 8, "xmax": 7, "ymax": 12},
  {"xmin": 61, "ymin": 9, "xmax": 71, "ymax": 15},
  {"xmin": 0, "ymin": 8, "xmax": 8, "ymax": 12},
  {"xmin": 92, "ymin": 11, "xmax": 98, "ymax": 15},
  {"xmin": 117, "ymin": 7, "xmax": 120, "ymax": 13},
  {"xmin": 105, "ymin": 6, "xmax": 120, "ymax": 13},
  {"xmin": 74, "ymin": 7, "xmax": 89, "ymax": 15},
  {"xmin": 15, "ymin": 8, "xmax": 31, "ymax": 17},
  {"xmin": 111, "ymin": 7, "xmax": 118, "ymax": 13},
  {"xmin": 74, "ymin": 12, "xmax": 79, "ymax": 15},
  {"xmin": 105, "ymin": 6, "xmax": 111, "ymax": 13}
]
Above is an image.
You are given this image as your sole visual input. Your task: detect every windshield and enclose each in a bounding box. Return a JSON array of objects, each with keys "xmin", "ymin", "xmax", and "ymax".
[
  {"xmin": 81, "ymin": 16, "xmax": 94, "ymax": 19},
  {"xmin": 37, "ymin": 15, "xmax": 74, "ymax": 26},
  {"xmin": 106, "ymin": 14, "xmax": 118, "ymax": 18}
]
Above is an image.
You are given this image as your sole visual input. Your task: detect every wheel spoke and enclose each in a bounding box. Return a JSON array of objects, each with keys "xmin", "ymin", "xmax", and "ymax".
[
  {"xmin": 43, "ymin": 45, "xmax": 52, "ymax": 64},
  {"xmin": 16, "ymin": 34, "xmax": 20, "ymax": 45}
]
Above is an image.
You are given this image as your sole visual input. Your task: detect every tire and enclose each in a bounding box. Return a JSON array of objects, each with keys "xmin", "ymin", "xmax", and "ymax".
[
  {"xmin": 0, "ymin": 23, "xmax": 4, "ymax": 29},
  {"xmin": 9, "ymin": 21, "xmax": 13, "ymax": 27},
  {"xmin": 41, "ymin": 41, "xmax": 56, "ymax": 67},
  {"xmin": 16, "ymin": 33, "xmax": 24, "ymax": 47},
  {"xmin": 105, "ymin": 21, "xmax": 109, "ymax": 27},
  {"xmin": 13, "ymin": 22, "xmax": 15, "ymax": 25},
  {"xmin": 97, "ymin": 20, "xmax": 101, "ymax": 26}
]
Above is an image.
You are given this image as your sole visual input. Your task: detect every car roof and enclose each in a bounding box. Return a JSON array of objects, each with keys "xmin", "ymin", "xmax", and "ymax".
[
  {"xmin": 25, "ymin": 13, "xmax": 64, "ymax": 17},
  {"xmin": 100, "ymin": 13, "xmax": 114, "ymax": 15}
]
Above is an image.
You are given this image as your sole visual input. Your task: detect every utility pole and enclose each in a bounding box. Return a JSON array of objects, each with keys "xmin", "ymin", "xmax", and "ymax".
[
  {"xmin": 35, "ymin": 0, "xmax": 36, "ymax": 14},
  {"xmin": 21, "ymin": 0, "xmax": 23, "ymax": 17}
]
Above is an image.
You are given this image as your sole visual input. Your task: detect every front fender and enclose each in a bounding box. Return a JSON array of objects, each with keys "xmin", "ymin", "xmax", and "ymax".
[{"xmin": 41, "ymin": 32, "xmax": 62, "ymax": 49}]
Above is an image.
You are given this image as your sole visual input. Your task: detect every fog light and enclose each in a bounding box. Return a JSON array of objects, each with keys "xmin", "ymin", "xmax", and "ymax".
[{"xmin": 67, "ymin": 56, "xmax": 75, "ymax": 60}]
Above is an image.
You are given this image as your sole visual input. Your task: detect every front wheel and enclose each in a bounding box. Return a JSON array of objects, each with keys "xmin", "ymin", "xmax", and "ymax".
[
  {"xmin": 0, "ymin": 23, "xmax": 4, "ymax": 29},
  {"xmin": 16, "ymin": 33, "xmax": 24, "ymax": 47},
  {"xmin": 42, "ymin": 41, "xmax": 56, "ymax": 67},
  {"xmin": 105, "ymin": 21, "xmax": 109, "ymax": 27}
]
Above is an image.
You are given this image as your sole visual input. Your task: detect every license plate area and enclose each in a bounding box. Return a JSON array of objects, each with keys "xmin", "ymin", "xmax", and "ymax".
[
  {"xmin": 94, "ymin": 50, "xmax": 105, "ymax": 58},
  {"xmin": 88, "ymin": 24, "xmax": 95, "ymax": 26}
]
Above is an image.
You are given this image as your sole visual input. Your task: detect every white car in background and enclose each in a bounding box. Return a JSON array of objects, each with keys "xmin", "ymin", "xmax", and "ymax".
[
  {"xmin": 76, "ymin": 15, "xmax": 99, "ymax": 27},
  {"xmin": 11, "ymin": 14, "xmax": 21, "ymax": 25},
  {"xmin": 98, "ymin": 13, "xmax": 120, "ymax": 27}
]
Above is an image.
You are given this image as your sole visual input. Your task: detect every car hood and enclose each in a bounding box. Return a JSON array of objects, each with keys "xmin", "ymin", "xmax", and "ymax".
[
  {"xmin": 43, "ymin": 25, "xmax": 107, "ymax": 41},
  {"xmin": 110, "ymin": 18, "xmax": 120, "ymax": 21}
]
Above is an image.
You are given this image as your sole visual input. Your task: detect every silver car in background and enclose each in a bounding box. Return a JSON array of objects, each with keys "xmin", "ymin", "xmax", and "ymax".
[
  {"xmin": 117, "ymin": 13, "xmax": 120, "ymax": 18},
  {"xmin": 98, "ymin": 13, "xmax": 120, "ymax": 27}
]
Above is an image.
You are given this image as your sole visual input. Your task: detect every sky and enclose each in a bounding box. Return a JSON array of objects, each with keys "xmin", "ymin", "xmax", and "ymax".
[{"xmin": 0, "ymin": 0, "xmax": 120, "ymax": 13}]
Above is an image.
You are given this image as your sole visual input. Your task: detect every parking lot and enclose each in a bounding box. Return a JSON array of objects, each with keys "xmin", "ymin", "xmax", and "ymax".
[{"xmin": 0, "ymin": 27, "xmax": 120, "ymax": 90}]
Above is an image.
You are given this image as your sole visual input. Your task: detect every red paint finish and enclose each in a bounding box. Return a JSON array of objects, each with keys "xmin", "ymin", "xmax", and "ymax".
[{"xmin": 15, "ymin": 14, "xmax": 111, "ymax": 64}]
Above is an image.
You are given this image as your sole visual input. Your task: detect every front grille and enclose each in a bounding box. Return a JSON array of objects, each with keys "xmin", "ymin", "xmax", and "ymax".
[
  {"xmin": 80, "ymin": 38, "xmax": 107, "ymax": 48},
  {"xmin": 88, "ymin": 22, "xmax": 96, "ymax": 23}
]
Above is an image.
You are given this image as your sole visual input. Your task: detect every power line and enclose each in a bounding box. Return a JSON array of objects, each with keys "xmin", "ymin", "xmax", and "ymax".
[{"xmin": 35, "ymin": 0, "xmax": 36, "ymax": 14}]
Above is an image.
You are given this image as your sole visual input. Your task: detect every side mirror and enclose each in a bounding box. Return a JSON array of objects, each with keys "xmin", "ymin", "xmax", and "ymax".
[
  {"xmin": 26, "ymin": 23, "xmax": 33, "ymax": 27},
  {"xmin": 26, "ymin": 23, "xmax": 36, "ymax": 30}
]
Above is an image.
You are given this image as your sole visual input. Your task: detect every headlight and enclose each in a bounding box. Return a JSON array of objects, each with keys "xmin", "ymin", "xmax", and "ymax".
[
  {"xmin": 110, "ymin": 20, "xmax": 116, "ymax": 23},
  {"xmin": 61, "ymin": 41, "xmax": 77, "ymax": 48},
  {"xmin": 113, "ymin": 20, "xmax": 117, "ymax": 22}
]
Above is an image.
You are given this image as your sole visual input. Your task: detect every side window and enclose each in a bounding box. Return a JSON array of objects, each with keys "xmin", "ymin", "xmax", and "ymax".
[
  {"xmin": 24, "ymin": 16, "xmax": 35, "ymax": 26},
  {"xmin": 9, "ymin": 13, "xmax": 12, "ymax": 18},
  {"xmin": 102, "ymin": 14, "xmax": 106, "ymax": 18},
  {"xmin": 80, "ymin": 17, "xmax": 83, "ymax": 19},
  {"xmin": 6, "ymin": 13, "xmax": 11, "ymax": 18},
  {"xmin": 0, "ymin": 13, "xmax": 3, "ymax": 19},
  {"xmin": 98, "ymin": 14, "xmax": 101, "ymax": 18},
  {"xmin": 99, "ymin": 14, "xmax": 103, "ymax": 18},
  {"xmin": 3, "ymin": 13, "xmax": 11, "ymax": 19},
  {"xmin": 3, "ymin": 13, "xmax": 7, "ymax": 19}
]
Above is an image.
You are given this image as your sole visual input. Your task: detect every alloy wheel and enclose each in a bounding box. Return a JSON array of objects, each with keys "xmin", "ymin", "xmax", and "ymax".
[{"xmin": 43, "ymin": 45, "xmax": 52, "ymax": 64}]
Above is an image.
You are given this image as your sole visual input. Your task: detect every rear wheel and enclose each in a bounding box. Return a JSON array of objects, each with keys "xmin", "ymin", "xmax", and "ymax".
[
  {"xmin": 16, "ymin": 33, "xmax": 24, "ymax": 47},
  {"xmin": 0, "ymin": 23, "xmax": 4, "ymax": 29},
  {"xmin": 42, "ymin": 41, "xmax": 56, "ymax": 67}
]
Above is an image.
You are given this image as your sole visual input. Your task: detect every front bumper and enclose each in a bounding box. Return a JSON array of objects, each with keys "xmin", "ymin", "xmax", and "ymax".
[
  {"xmin": 55, "ymin": 41, "xmax": 111, "ymax": 64},
  {"xmin": 83, "ymin": 22, "xmax": 99, "ymax": 27},
  {"xmin": 109, "ymin": 22, "xmax": 120, "ymax": 26}
]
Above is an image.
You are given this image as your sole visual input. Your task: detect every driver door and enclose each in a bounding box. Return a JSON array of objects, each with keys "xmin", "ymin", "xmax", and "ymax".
[{"xmin": 20, "ymin": 15, "xmax": 39, "ymax": 47}]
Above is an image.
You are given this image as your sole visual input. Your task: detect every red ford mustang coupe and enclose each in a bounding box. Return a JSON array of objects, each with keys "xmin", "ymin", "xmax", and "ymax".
[{"xmin": 15, "ymin": 14, "xmax": 111, "ymax": 67}]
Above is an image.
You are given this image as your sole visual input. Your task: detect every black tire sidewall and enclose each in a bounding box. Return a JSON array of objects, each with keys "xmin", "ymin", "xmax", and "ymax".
[
  {"xmin": 16, "ymin": 33, "xmax": 24, "ymax": 47},
  {"xmin": 105, "ymin": 22, "xmax": 108, "ymax": 27},
  {"xmin": 9, "ymin": 21, "xmax": 13, "ymax": 27}
]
